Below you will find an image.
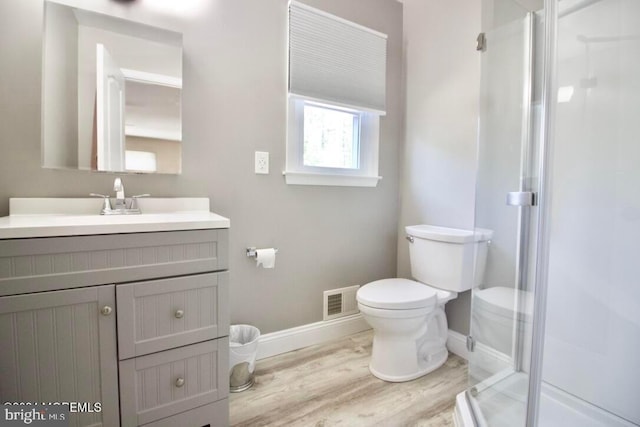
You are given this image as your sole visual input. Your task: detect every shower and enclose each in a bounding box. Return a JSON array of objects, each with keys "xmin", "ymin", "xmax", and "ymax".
[{"xmin": 453, "ymin": 0, "xmax": 640, "ymax": 425}]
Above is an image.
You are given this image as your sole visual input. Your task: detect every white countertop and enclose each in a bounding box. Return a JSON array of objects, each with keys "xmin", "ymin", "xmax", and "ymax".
[{"xmin": 0, "ymin": 198, "xmax": 230, "ymax": 239}]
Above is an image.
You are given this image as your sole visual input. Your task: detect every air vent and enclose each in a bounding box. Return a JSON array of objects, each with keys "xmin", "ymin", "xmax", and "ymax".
[
  {"xmin": 327, "ymin": 294, "xmax": 342, "ymax": 316},
  {"xmin": 323, "ymin": 285, "xmax": 359, "ymax": 321}
]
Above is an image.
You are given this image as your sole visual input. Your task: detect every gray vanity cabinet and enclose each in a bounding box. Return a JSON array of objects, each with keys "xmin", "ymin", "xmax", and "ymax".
[
  {"xmin": 0, "ymin": 228, "xmax": 229, "ymax": 427},
  {"xmin": 0, "ymin": 285, "xmax": 120, "ymax": 427}
]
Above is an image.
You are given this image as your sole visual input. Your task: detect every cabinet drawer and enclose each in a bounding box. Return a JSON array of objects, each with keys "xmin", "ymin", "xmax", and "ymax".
[
  {"xmin": 0, "ymin": 229, "xmax": 228, "ymax": 297},
  {"xmin": 119, "ymin": 339, "xmax": 229, "ymax": 427},
  {"xmin": 117, "ymin": 272, "xmax": 229, "ymax": 359},
  {"xmin": 140, "ymin": 399, "xmax": 228, "ymax": 427}
]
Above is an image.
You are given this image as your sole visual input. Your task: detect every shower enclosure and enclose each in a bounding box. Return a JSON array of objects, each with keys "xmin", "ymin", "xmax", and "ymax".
[{"xmin": 454, "ymin": 0, "xmax": 640, "ymax": 425}]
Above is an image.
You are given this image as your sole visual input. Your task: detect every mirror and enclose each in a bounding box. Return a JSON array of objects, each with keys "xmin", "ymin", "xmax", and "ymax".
[{"xmin": 42, "ymin": 1, "xmax": 183, "ymax": 174}]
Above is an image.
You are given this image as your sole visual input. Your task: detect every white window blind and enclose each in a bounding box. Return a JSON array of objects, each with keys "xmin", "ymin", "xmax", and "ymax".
[{"xmin": 288, "ymin": 1, "xmax": 388, "ymax": 115}]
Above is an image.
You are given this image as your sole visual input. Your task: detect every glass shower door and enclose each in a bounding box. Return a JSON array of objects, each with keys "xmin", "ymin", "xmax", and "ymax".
[
  {"xmin": 537, "ymin": 0, "xmax": 640, "ymax": 425},
  {"xmin": 466, "ymin": 1, "xmax": 541, "ymax": 425}
]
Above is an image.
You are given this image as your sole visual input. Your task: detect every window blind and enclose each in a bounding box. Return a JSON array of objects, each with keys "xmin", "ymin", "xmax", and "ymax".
[{"xmin": 288, "ymin": 1, "xmax": 387, "ymax": 115}]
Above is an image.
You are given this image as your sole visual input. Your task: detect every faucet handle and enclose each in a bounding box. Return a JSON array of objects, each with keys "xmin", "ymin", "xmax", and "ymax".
[
  {"xmin": 89, "ymin": 193, "xmax": 112, "ymax": 214},
  {"xmin": 130, "ymin": 194, "xmax": 150, "ymax": 211}
]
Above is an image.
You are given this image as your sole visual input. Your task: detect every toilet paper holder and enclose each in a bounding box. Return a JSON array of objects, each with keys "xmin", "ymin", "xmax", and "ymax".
[{"xmin": 246, "ymin": 247, "xmax": 278, "ymax": 258}]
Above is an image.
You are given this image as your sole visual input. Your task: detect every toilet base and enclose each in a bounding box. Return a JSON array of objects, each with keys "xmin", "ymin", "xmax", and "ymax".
[
  {"xmin": 363, "ymin": 305, "xmax": 451, "ymax": 382},
  {"xmin": 369, "ymin": 347, "xmax": 449, "ymax": 382}
]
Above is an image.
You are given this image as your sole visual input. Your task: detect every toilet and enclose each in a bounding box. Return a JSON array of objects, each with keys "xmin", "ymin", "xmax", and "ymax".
[{"xmin": 356, "ymin": 224, "xmax": 493, "ymax": 382}]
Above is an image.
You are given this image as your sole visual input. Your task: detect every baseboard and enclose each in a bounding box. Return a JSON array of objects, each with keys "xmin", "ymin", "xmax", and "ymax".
[
  {"xmin": 256, "ymin": 321, "xmax": 502, "ymax": 365},
  {"xmin": 256, "ymin": 313, "xmax": 371, "ymax": 360},
  {"xmin": 447, "ymin": 329, "xmax": 469, "ymax": 360}
]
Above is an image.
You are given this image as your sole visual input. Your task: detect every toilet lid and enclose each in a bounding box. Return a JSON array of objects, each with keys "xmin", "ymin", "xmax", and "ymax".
[{"xmin": 357, "ymin": 278, "xmax": 437, "ymax": 310}]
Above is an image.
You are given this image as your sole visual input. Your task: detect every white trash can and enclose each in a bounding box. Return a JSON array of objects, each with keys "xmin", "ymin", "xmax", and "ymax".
[{"xmin": 229, "ymin": 324, "xmax": 260, "ymax": 392}]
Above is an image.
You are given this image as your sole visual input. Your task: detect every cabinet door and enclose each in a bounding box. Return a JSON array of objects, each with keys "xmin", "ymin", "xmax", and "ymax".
[{"xmin": 0, "ymin": 286, "xmax": 119, "ymax": 427}]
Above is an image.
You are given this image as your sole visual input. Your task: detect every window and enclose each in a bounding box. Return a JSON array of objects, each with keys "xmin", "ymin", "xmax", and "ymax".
[
  {"xmin": 288, "ymin": 98, "xmax": 380, "ymax": 186},
  {"xmin": 303, "ymin": 103, "xmax": 359, "ymax": 169},
  {"xmin": 285, "ymin": 2, "xmax": 387, "ymax": 187}
]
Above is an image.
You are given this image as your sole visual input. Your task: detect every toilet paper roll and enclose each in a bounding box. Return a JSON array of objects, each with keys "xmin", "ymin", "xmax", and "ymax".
[{"xmin": 255, "ymin": 248, "xmax": 276, "ymax": 268}]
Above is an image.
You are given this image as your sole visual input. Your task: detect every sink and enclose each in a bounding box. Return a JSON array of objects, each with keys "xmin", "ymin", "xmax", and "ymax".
[{"xmin": 0, "ymin": 198, "xmax": 230, "ymax": 239}]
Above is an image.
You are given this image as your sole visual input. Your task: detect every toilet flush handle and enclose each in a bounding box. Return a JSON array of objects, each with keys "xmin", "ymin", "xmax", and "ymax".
[{"xmin": 406, "ymin": 235, "xmax": 414, "ymax": 243}]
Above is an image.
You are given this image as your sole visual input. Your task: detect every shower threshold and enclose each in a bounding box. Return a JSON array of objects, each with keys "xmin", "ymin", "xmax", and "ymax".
[{"xmin": 453, "ymin": 371, "xmax": 637, "ymax": 427}]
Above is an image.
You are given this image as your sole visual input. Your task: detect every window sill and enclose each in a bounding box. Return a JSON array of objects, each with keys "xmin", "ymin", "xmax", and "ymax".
[{"xmin": 283, "ymin": 171, "xmax": 382, "ymax": 187}]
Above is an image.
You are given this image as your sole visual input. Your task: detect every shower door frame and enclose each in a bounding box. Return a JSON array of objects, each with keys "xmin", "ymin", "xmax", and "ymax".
[
  {"xmin": 524, "ymin": 0, "xmax": 557, "ymax": 425},
  {"xmin": 511, "ymin": 10, "xmax": 535, "ymax": 376}
]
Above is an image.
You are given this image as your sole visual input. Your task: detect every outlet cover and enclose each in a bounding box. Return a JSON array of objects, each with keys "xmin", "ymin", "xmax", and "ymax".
[{"xmin": 255, "ymin": 151, "xmax": 269, "ymax": 174}]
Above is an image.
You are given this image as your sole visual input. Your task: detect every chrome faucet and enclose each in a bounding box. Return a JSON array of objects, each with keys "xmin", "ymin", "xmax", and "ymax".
[
  {"xmin": 113, "ymin": 178, "xmax": 126, "ymax": 210},
  {"xmin": 90, "ymin": 177, "xmax": 149, "ymax": 215}
]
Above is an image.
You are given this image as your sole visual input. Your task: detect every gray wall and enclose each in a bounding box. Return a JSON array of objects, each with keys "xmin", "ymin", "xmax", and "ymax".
[
  {"xmin": 0, "ymin": 0, "xmax": 402, "ymax": 334},
  {"xmin": 398, "ymin": 0, "xmax": 481, "ymax": 335}
]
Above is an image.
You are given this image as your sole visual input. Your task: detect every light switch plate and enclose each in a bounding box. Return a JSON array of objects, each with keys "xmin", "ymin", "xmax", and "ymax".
[{"xmin": 255, "ymin": 151, "xmax": 269, "ymax": 174}]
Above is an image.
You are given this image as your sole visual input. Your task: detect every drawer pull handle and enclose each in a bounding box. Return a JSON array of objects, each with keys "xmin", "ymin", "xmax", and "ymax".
[
  {"xmin": 175, "ymin": 377, "xmax": 185, "ymax": 388},
  {"xmin": 100, "ymin": 306, "xmax": 113, "ymax": 316},
  {"xmin": 174, "ymin": 309, "xmax": 184, "ymax": 319}
]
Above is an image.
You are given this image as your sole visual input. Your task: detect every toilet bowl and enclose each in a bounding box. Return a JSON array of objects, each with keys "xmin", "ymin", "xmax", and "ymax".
[
  {"xmin": 357, "ymin": 278, "xmax": 455, "ymax": 381},
  {"xmin": 357, "ymin": 225, "xmax": 492, "ymax": 382}
]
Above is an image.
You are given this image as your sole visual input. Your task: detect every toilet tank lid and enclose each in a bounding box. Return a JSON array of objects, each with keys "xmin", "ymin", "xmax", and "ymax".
[
  {"xmin": 405, "ymin": 225, "xmax": 493, "ymax": 243},
  {"xmin": 357, "ymin": 278, "xmax": 437, "ymax": 310}
]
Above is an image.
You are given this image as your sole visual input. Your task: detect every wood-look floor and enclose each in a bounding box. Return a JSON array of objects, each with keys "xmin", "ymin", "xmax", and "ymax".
[{"xmin": 230, "ymin": 330, "xmax": 467, "ymax": 427}]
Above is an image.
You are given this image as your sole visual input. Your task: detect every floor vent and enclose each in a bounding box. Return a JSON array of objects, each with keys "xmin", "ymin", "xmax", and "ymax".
[{"xmin": 323, "ymin": 285, "xmax": 360, "ymax": 321}]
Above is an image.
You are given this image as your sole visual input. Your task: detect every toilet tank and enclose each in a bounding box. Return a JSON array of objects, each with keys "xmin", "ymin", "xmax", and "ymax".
[{"xmin": 405, "ymin": 225, "xmax": 493, "ymax": 292}]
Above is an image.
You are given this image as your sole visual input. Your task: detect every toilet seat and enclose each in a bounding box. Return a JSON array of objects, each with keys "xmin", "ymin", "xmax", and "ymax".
[
  {"xmin": 358, "ymin": 303, "xmax": 432, "ymax": 319},
  {"xmin": 357, "ymin": 278, "xmax": 437, "ymax": 310}
]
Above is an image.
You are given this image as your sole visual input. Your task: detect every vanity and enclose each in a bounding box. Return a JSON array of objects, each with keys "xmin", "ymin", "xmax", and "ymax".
[{"xmin": 0, "ymin": 198, "xmax": 230, "ymax": 426}]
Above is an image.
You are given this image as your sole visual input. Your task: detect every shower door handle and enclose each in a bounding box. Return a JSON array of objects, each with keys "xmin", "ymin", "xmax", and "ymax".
[{"xmin": 506, "ymin": 191, "xmax": 536, "ymax": 207}]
